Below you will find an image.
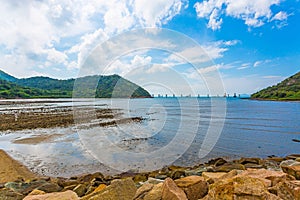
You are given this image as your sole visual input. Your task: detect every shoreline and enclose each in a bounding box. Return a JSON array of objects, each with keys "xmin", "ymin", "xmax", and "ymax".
[{"xmin": 0, "ymin": 149, "xmax": 299, "ymax": 199}]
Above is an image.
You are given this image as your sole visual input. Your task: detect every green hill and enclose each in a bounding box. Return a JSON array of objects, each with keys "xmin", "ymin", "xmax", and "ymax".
[
  {"xmin": 0, "ymin": 70, "xmax": 17, "ymax": 82},
  {"xmin": 0, "ymin": 70, "xmax": 151, "ymax": 99},
  {"xmin": 251, "ymin": 71, "xmax": 300, "ymax": 101},
  {"xmin": 0, "ymin": 79, "xmax": 70, "ymax": 98}
]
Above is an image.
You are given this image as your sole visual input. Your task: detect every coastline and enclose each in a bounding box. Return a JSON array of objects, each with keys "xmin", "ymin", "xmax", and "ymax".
[{"xmin": 0, "ymin": 149, "xmax": 299, "ymax": 199}]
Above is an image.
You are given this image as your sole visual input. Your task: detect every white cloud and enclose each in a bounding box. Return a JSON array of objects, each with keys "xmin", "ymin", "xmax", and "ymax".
[
  {"xmin": 254, "ymin": 61, "xmax": 263, "ymax": 67},
  {"xmin": 133, "ymin": 0, "xmax": 186, "ymax": 26},
  {"xmin": 105, "ymin": 54, "xmax": 153, "ymax": 76},
  {"xmin": 208, "ymin": 9, "xmax": 223, "ymax": 30},
  {"xmin": 194, "ymin": 0, "xmax": 286, "ymax": 30},
  {"xmin": 0, "ymin": 0, "xmax": 186, "ymax": 78},
  {"xmin": 263, "ymin": 75, "xmax": 282, "ymax": 79}
]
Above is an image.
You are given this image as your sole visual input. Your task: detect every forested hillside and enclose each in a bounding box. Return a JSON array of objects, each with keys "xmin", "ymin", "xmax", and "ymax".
[
  {"xmin": 251, "ymin": 71, "xmax": 300, "ymax": 100},
  {"xmin": 0, "ymin": 70, "xmax": 151, "ymax": 99}
]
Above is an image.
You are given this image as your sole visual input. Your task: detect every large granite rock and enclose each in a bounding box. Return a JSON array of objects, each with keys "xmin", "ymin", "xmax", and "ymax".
[
  {"xmin": 4, "ymin": 180, "xmax": 47, "ymax": 195},
  {"xmin": 281, "ymin": 165, "xmax": 300, "ymax": 180},
  {"xmin": 143, "ymin": 183, "xmax": 163, "ymax": 200},
  {"xmin": 237, "ymin": 168, "xmax": 295, "ymax": 186},
  {"xmin": 204, "ymin": 176, "xmax": 279, "ymax": 199},
  {"xmin": 174, "ymin": 175, "xmax": 208, "ymax": 200},
  {"xmin": 23, "ymin": 190, "xmax": 79, "ymax": 200},
  {"xmin": 35, "ymin": 182, "xmax": 62, "ymax": 193},
  {"xmin": 269, "ymin": 180, "xmax": 300, "ymax": 200},
  {"xmin": 133, "ymin": 183, "xmax": 154, "ymax": 200},
  {"xmin": 162, "ymin": 178, "xmax": 187, "ymax": 200},
  {"xmin": 0, "ymin": 188, "xmax": 24, "ymax": 200},
  {"xmin": 214, "ymin": 163, "xmax": 245, "ymax": 172},
  {"xmin": 81, "ymin": 178, "xmax": 136, "ymax": 200}
]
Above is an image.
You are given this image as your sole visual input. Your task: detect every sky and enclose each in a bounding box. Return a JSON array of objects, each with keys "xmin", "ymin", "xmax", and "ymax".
[{"xmin": 0, "ymin": 0, "xmax": 299, "ymax": 95}]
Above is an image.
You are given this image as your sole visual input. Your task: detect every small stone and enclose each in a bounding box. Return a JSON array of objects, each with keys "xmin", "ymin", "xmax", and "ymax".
[
  {"xmin": 133, "ymin": 183, "xmax": 154, "ymax": 200},
  {"xmin": 162, "ymin": 178, "xmax": 187, "ymax": 200},
  {"xmin": 73, "ymin": 184, "xmax": 86, "ymax": 197},
  {"xmin": 62, "ymin": 184, "xmax": 77, "ymax": 192},
  {"xmin": 174, "ymin": 176, "xmax": 208, "ymax": 200},
  {"xmin": 23, "ymin": 190, "xmax": 79, "ymax": 200}
]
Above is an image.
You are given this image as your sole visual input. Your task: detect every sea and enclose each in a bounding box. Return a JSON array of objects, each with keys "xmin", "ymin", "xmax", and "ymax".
[{"xmin": 0, "ymin": 98, "xmax": 299, "ymax": 177}]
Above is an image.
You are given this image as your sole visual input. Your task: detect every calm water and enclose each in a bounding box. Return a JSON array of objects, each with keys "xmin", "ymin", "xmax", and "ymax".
[{"xmin": 0, "ymin": 98, "xmax": 299, "ymax": 176}]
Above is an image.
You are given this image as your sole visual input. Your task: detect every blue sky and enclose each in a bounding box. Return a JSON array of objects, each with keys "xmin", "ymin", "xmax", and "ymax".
[{"xmin": 0, "ymin": 0, "xmax": 299, "ymax": 95}]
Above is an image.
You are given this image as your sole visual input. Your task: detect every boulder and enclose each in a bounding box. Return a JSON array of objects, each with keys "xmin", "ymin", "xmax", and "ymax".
[
  {"xmin": 214, "ymin": 163, "xmax": 245, "ymax": 172},
  {"xmin": 162, "ymin": 178, "xmax": 187, "ymax": 200},
  {"xmin": 170, "ymin": 170, "xmax": 185, "ymax": 180},
  {"xmin": 81, "ymin": 178, "xmax": 137, "ymax": 200},
  {"xmin": 202, "ymin": 172, "xmax": 227, "ymax": 183},
  {"xmin": 270, "ymin": 180, "xmax": 300, "ymax": 200},
  {"xmin": 285, "ymin": 154, "xmax": 300, "ymax": 160},
  {"xmin": 27, "ymin": 189, "xmax": 45, "ymax": 195},
  {"xmin": 238, "ymin": 157, "xmax": 261, "ymax": 165},
  {"xmin": 23, "ymin": 190, "xmax": 79, "ymax": 200},
  {"xmin": 133, "ymin": 183, "xmax": 154, "ymax": 200},
  {"xmin": 237, "ymin": 168, "xmax": 295, "ymax": 187},
  {"xmin": 280, "ymin": 159, "xmax": 300, "ymax": 167},
  {"xmin": 133, "ymin": 174, "xmax": 148, "ymax": 183},
  {"xmin": 205, "ymin": 176, "xmax": 277, "ymax": 199},
  {"xmin": 0, "ymin": 188, "xmax": 24, "ymax": 200},
  {"xmin": 174, "ymin": 175, "xmax": 208, "ymax": 200},
  {"xmin": 57, "ymin": 179, "xmax": 80, "ymax": 188},
  {"xmin": 4, "ymin": 180, "xmax": 47, "ymax": 195},
  {"xmin": 35, "ymin": 182, "xmax": 62, "ymax": 193},
  {"xmin": 144, "ymin": 177, "xmax": 164, "ymax": 185},
  {"xmin": 93, "ymin": 184, "xmax": 107, "ymax": 193},
  {"xmin": 143, "ymin": 183, "xmax": 163, "ymax": 200},
  {"xmin": 281, "ymin": 165, "xmax": 300, "ymax": 180},
  {"xmin": 73, "ymin": 184, "xmax": 86, "ymax": 197},
  {"xmin": 78, "ymin": 172, "xmax": 105, "ymax": 183},
  {"xmin": 207, "ymin": 157, "xmax": 227, "ymax": 166}
]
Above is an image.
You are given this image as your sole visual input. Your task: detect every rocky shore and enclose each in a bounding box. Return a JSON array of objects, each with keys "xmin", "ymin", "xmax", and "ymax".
[{"xmin": 1, "ymin": 150, "xmax": 299, "ymax": 200}]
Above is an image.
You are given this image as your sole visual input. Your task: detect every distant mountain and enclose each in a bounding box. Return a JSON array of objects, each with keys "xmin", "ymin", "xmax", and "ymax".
[
  {"xmin": 251, "ymin": 71, "xmax": 300, "ymax": 101},
  {"xmin": 0, "ymin": 70, "xmax": 151, "ymax": 99}
]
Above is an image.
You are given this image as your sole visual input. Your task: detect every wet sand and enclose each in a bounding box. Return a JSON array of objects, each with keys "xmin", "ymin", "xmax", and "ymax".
[
  {"xmin": 0, "ymin": 105, "xmax": 142, "ymax": 131},
  {"xmin": 0, "ymin": 149, "xmax": 37, "ymax": 183}
]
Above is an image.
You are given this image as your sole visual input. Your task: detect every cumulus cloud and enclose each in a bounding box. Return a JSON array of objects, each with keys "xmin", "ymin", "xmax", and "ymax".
[
  {"xmin": 0, "ymin": 0, "xmax": 187, "ymax": 77},
  {"xmin": 194, "ymin": 0, "xmax": 287, "ymax": 30}
]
